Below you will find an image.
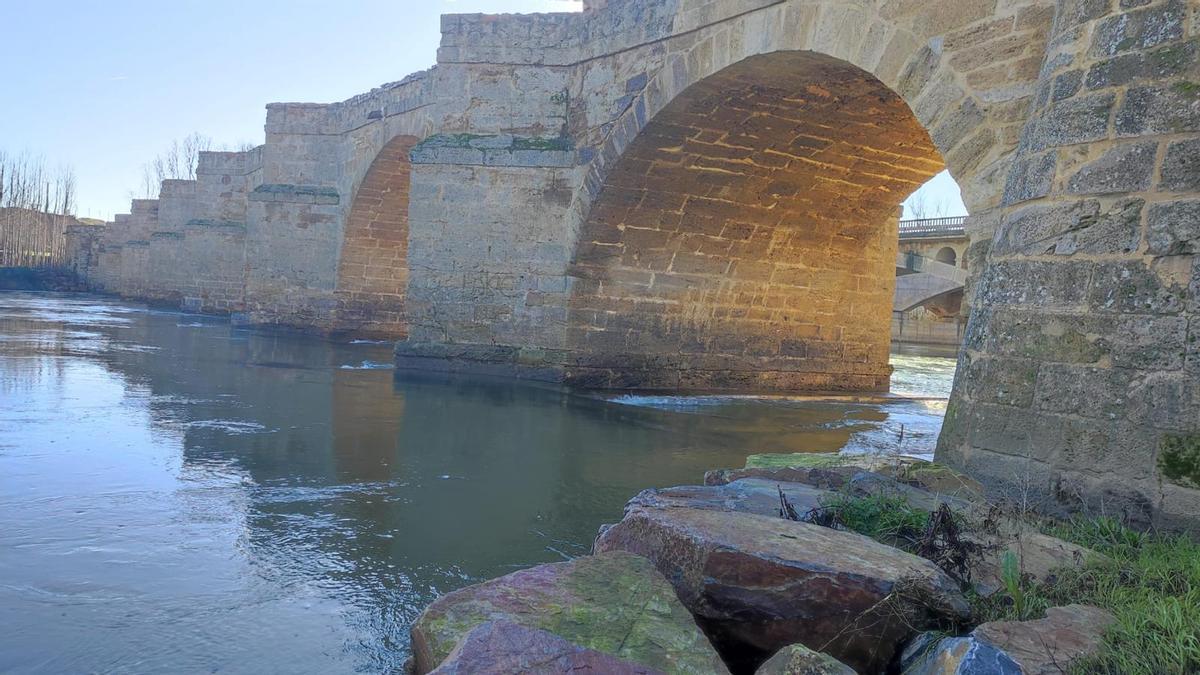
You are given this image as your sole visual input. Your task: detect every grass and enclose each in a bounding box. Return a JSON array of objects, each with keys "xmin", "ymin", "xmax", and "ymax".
[
  {"xmin": 1015, "ymin": 517, "xmax": 1200, "ymax": 675},
  {"xmin": 807, "ymin": 493, "xmax": 930, "ymax": 546},
  {"xmin": 812, "ymin": 494, "xmax": 1200, "ymax": 674}
]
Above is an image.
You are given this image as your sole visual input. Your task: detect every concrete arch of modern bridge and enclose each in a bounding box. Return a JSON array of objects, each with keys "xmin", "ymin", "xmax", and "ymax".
[{"xmin": 68, "ymin": 0, "xmax": 1200, "ymax": 529}]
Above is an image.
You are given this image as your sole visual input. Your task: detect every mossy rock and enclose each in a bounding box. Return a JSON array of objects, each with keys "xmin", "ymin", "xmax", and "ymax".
[
  {"xmin": 897, "ymin": 462, "xmax": 985, "ymax": 501},
  {"xmin": 410, "ymin": 551, "xmax": 727, "ymax": 674},
  {"xmin": 745, "ymin": 452, "xmax": 916, "ymax": 471},
  {"xmin": 743, "ymin": 454, "xmax": 984, "ymax": 501}
]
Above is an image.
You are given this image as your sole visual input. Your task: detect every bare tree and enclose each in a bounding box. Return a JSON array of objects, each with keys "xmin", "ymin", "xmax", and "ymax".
[
  {"xmin": 0, "ymin": 149, "xmax": 78, "ymax": 215},
  {"xmin": 135, "ymin": 132, "xmax": 214, "ymax": 199},
  {"xmin": 904, "ymin": 189, "xmax": 949, "ymax": 220}
]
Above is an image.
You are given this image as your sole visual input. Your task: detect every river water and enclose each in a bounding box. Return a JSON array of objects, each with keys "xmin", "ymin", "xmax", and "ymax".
[{"xmin": 0, "ymin": 292, "xmax": 956, "ymax": 674}]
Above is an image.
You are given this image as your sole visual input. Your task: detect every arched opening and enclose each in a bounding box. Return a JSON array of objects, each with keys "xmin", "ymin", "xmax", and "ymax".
[
  {"xmin": 333, "ymin": 135, "xmax": 418, "ymax": 338},
  {"xmin": 935, "ymin": 246, "xmax": 958, "ymax": 266},
  {"xmin": 566, "ymin": 51, "xmax": 944, "ymax": 392}
]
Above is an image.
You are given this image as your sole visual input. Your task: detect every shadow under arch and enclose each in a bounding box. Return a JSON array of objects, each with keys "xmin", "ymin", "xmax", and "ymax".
[
  {"xmin": 565, "ymin": 50, "xmax": 947, "ymax": 392},
  {"xmin": 333, "ymin": 134, "xmax": 420, "ymax": 338}
]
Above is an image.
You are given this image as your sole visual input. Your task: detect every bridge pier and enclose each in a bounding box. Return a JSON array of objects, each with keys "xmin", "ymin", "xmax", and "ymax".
[{"xmin": 938, "ymin": 0, "xmax": 1200, "ymax": 530}]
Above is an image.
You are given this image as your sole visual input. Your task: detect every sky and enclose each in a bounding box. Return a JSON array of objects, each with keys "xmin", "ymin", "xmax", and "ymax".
[{"xmin": 0, "ymin": 0, "xmax": 965, "ymax": 221}]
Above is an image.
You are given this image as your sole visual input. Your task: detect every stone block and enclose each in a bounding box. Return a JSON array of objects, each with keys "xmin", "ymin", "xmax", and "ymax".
[
  {"xmin": 1147, "ymin": 200, "xmax": 1200, "ymax": 255},
  {"xmin": 1088, "ymin": 260, "xmax": 1191, "ymax": 314},
  {"xmin": 1001, "ymin": 151, "xmax": 1057, "ymax": 205},
  {"xmin": 1027, "ymin": 93, "xmax": 1115, "ymax": 152},
  {"xmin": 1066, "ymin": 141, "xmax": 1157, "ymax": 194},
  {"xmin": 1085, "ymin": 39, "xmax": 1200, "ymax": 89},
  {"xmin": 1090, "ymin": 0, "xmax": 1186, "ymax": 58},
  {"xmin": 1160, "ymin": 138, "xmax": 1200, "ymax": 192},
  {"xmin": 1034, "ymin": 364, "xmax": 1129, "ymax": 419},
  {"xmin": 1117, "ymin": 83, "xmax": 1200, "ymax": 136}
]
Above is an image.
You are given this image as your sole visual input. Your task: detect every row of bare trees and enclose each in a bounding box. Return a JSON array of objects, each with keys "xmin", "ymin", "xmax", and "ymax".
[
  {"xmin": 133, "ymin": 133, "xmax": 256, "ymax": 199},
  {"xmin": 0, "ymin": 150, "xmax": 77, "ymax": 216}
]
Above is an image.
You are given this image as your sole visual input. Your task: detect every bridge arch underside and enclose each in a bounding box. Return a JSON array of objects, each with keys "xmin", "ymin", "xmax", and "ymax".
[
  {"xmin": 332, "ymin": 135, "xmax": 417, "ymax": 338},
  {"xmin": 566, "ymin": 52, "xmax": 943, "ymax": 392}
]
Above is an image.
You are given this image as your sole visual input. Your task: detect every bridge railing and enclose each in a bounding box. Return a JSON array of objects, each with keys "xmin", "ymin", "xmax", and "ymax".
[
  {"xmin": 899, "ymin": 216, "xmax": 967, "ymax": 239},
  {"xmin": 0, "ymin": 209, "xmax": 71, "ymax": 270}
]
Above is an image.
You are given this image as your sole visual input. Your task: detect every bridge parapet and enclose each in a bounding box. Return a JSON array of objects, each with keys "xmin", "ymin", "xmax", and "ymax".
[{"xmin": 899, "ymin": 216, "xmax": 968, "ymax": 240}]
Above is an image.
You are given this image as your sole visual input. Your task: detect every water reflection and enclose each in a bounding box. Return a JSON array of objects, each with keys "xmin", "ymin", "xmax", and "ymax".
[{"xmin": 0, "ymin": 292, "xmax": 957, "ymax": 674}]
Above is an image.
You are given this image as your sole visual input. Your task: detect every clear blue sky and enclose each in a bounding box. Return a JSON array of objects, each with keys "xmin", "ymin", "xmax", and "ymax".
[{"xmin": 1, "ymin": 0, "xmax": 964, "ymax": 221}]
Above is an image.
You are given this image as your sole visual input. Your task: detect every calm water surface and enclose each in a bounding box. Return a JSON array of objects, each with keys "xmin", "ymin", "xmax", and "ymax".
[{"xmin": 0, "ymin": 292, "xmax": 956, "ymax": 674}]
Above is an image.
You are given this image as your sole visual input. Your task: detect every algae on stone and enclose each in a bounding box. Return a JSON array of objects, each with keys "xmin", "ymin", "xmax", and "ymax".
[{"xmin": 410, "ymin": 551, "xmax": 726, "ymax": 674}]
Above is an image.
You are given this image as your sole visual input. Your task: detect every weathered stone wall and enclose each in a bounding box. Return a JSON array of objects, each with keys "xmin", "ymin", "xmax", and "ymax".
[{"xmin": 939, "ymin": 0, "xmax": 1200, "ymax": 530}]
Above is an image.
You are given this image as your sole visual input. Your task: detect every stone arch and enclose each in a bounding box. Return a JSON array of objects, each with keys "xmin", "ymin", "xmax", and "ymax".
[
  {"xmin": 333, "ymin": 134, "xmax": 419, "ymax": 338},
  {"xmin": 935, "ymin": 246, "xmax": 958, "ymax": 266},
  {"xmin": 565, "ymin": 51, "xmax": 948, "ymax": 391}
]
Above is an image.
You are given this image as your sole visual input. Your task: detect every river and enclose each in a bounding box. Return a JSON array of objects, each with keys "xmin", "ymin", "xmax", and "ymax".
[{"xmin": 0, "ymin": 292, "xmax": 957, "ymax": 674}]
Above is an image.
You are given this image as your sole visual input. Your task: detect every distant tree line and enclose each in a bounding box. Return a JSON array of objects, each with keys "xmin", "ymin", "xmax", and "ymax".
[{"xmin": 0, "ymin": 150, "xmax": 77, "ymax": 216}]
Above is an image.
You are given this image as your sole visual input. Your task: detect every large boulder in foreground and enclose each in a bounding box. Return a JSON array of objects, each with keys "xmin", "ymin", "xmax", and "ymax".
[
  {"xmin": 429, "ymin": 620, "xmax": 662, "ymax": 674},
  {"xmin": 410, "ymin": 551, "xmax": 727, "ymax": 674},
  {"xmin": 755, "ymin": 643, "xmax": 855, "ymax": 675},
  {"xmin": 901, "ymin": 604, "xmax": 1114, "ymax": 674},
  {"xmin": 595, "ymin": 506, "xmax": 971, "ymax": 673}
]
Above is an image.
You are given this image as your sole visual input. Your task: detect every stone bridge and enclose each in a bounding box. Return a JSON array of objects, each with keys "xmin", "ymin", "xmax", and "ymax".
[{"xmin": 68, "ymin": 0, "xmax": 1199, "ymax": 529}]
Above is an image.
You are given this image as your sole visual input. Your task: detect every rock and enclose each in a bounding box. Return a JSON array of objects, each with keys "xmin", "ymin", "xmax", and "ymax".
[
  {"xmin": 756, "ymin": 644, "xmax": 856, "ymax": 675},
  {"xmin": 410, "ymin": 551, "xmax": 728, "ymax": 674},
  {"xmin": 736, "ymin": 454, "xmax": 985, "ymax": 502},
  {"xmin": 428, "ymin": 620, "xmax": 663, "ymax": 674},
  {"xmin": 594, "ymin": 506, "xmax": 971, "ymax": 673},
  {"xmin": 974, "ymin": 605, "xmax": 1114, "ymax": 673},
  {"xmin": 704, "ymin": 466, "xmax": 857, "ymax": 489},
  {"xmin": 899, "ymin": 633, "xmax": 1022, "ymax": 674},
  {"xmin": 901, "ymin": 605, "xmax": 1114, "ymax": 674},
  {"xmin": 845, "ymin": 471, "xmax": 975, "ymax": 513},
  {"xmin": 630, "ymin": 478, "xmax": 835, "ymax": 518},
  {"xmin": 970, "ymin": 528, "xmax": 1102, "ymax": 596},
  {"xmin": 743, "ymin": 452, "xmax": 920, "ymax": 472}
]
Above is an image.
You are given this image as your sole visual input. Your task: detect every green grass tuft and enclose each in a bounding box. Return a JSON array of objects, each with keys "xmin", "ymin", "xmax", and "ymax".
[
  {"xmin": 983, "ymin": 516, "xmax": 1200, "ymax": 674},
  {"xmin": 814, "ymin": 493, "xmax": 931, "ymax": 545},
  {"xmin": 813, "ymin": 493, "xmax": 1200, "ymax": 674}
]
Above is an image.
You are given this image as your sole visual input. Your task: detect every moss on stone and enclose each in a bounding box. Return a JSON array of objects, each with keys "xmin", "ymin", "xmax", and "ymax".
[
  {"xmin": 744, "ymin": 452, "xmax": 850, "ymax": 469},
  {"xmin": 414, "ymin": 552, "xmax": 723, "ymax": 673},
  {"xmin": 511, "ymin": 136, "xmax": 572, "ymax": 152},
  {"xmin": 1171, "ymin": 81, "xmax": 1200, "ymax": 97},
  {"xmin": 1159, "ymin": 434, "xmax": 1200, "ymax": 489}
]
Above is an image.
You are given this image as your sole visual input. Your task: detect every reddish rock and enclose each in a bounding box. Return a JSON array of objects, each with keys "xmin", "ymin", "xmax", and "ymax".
[
  {"xmin": 973, "ymin": 605, "xmax": 1114, "ymax": 673},
  {"xmin": 594, "ymin": 506, "xmax": 971, "ymax": 673},
  {"xmin": 429, "ymin": 620, "xmax": 663, "ymax": 674}
]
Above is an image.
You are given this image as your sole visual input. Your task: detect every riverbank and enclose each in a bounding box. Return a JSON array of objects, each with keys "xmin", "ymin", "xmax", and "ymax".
[{"xmin": 406, "ymin": 452, "xmax": 1195, "ymax": 674}]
